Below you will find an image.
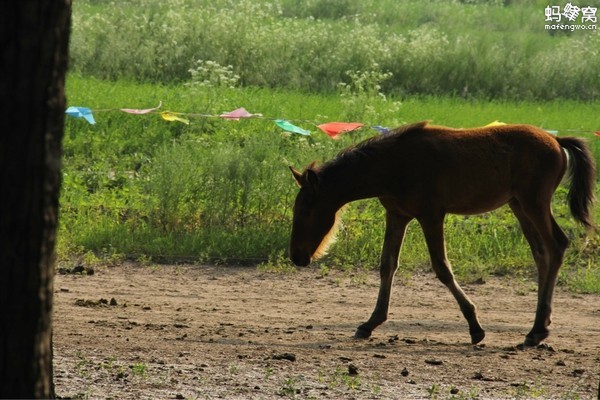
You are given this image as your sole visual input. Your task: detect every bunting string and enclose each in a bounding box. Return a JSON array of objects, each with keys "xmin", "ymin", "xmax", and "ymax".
[{"xmin": 65, "ymin": 104, "xmax": 600, "ymax": 139}]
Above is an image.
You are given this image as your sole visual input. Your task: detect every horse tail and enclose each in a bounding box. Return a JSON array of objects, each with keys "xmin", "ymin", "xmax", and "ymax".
[{"xmin": 556, "ymin": 136, "xmax": 596, "ymax": 228}]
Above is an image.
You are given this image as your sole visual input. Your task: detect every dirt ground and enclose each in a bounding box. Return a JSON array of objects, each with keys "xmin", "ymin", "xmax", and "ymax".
[{"xmin": 53, "ymin": 263, "xmax": 600, "ymax": 399}]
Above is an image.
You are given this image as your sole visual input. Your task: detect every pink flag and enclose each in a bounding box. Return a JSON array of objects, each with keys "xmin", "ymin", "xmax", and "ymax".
[
  {"xmin": 219, "ymin": 107, "xmax": 259, "ymax": 120},
  {"xmin": 120, "ymin": 101, "xmax": 162, "ymax": 115},
  {"xmin": 317, "ymin": 122, "xmax": 364, "ymax": 138}
]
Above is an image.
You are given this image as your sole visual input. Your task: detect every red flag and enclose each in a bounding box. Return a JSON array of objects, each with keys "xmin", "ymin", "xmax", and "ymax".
[
  {"xmin": 317, "ymin": 122, "xmax": 364, "ymax": 139},
  {"xmin": 595, "ymin": 131, "xmax": 600, "ymax": 137}
]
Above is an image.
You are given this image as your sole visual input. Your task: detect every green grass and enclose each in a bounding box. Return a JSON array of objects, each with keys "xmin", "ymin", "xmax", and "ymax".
[
  {"xmin": 60, "ymin": 74, "xmax": 600, "ymax": 292},
  {"xmin": 70, "ymin": 0, "xmax": 600, "ymax": 100}
]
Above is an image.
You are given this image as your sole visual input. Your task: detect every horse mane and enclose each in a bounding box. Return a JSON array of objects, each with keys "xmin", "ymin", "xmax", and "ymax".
[
  {"xmin": 388, "ymin": 120, "xmax": 429, "ymax": 136},
  {"xmin": 326, "ymin": 120, "xmax": 429, "ymax": 167}
]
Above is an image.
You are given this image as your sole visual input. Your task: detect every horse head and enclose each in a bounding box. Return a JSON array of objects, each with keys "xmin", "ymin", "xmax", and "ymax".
[{"xmin": 289, "ymin": 166, "xmax": 340, "ymax": 267}]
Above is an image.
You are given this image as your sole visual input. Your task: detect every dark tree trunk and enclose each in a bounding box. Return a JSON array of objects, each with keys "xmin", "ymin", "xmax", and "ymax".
[{"xmin": 0, "ymin": 1, "xmax": 71, "ymax": 398}]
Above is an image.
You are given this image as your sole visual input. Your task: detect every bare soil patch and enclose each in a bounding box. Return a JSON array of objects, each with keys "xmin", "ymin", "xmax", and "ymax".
[{"xmin": 54, "ymin": 264, "xmax": 600, "ymax": 399}]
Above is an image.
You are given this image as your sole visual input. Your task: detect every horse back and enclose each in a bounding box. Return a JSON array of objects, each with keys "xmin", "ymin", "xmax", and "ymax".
[{"xmin": 381, "ymin": 124, "xmax": 567, "ymax": 214}]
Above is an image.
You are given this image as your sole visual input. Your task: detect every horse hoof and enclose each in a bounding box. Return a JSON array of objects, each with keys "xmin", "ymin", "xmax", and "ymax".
[
  {"xmin": 523, "ymin": 337, "xmax": 541, "ymax": 347},
  {"xmin": 470, "ymin": 329, "xmax": 486, "ymax": 345},
  {"xmin": 354, "ymin": 327, "xmax": 372, "ymax": 339},
  {"xmin": 523, "ymin": 331, "xmax": 549, "ymax": 347}
]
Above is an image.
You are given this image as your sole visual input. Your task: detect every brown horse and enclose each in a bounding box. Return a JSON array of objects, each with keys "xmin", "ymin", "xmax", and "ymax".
[{"xmin": 289, "ymin": 121, "xmax": 595, "ymax": 346}]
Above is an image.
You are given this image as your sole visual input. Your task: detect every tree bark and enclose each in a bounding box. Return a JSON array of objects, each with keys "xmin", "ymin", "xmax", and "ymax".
[{"xmin": 0, "ymin": 1, "xmax": 71, "ymax": 398}]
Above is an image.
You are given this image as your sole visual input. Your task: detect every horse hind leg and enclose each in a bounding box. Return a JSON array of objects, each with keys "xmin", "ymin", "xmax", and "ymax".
[
  {"xmin": 510, "ymin": 198, "xmax": 568, "ymax": 346},
  {"xmin": 355, "ymin": 213, "xmax": 412, "ymax": 339},
  {"xmin": 419, "ymin": 215, "xmax": 485, "ymax": 344}
]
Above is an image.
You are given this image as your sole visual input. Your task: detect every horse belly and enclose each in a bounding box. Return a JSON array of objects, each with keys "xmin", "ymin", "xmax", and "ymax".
[{"xmin": 443, "ymin": 182, "xmax": 512, "ymax": 215}]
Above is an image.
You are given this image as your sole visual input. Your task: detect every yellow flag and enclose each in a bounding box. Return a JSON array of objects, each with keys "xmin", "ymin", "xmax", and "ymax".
[
  {"xmin": 484, "ymin": 120, "xmax": 506, "ymax": 127},
  {"xmin": 161, "ymin": 111, "xmax": 190, "ymax": 125}
]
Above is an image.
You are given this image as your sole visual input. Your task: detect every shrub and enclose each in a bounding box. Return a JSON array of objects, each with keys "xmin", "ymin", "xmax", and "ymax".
[{"xmin": 69, "ymin": 0, "xmax": 600, "ymax": 100}]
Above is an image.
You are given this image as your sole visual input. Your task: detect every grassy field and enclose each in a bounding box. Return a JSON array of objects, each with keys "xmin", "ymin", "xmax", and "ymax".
[
  {"xmin": 61, "ymin": 0, "xmax": 600, "ymax": 292},
  {"xmin": 61, "ymin": 74, "xmax": 600, "ymax": 292},
  {"xmin": 70, "ymin": 0, "xmax": 600, "ymax": 99}
]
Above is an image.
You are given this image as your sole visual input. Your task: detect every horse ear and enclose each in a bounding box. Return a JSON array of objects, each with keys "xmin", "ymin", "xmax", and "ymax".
[
  {"xmin": 289, "ymin": 165, "xmax": 320, "ymax": 190},
  {"xmin": 304, "ymin": 168, "xmax": 319, "ymax": 190},
  {"xmin": 289, "ymin": 166, "xmax": 304, "ymax": 187}
]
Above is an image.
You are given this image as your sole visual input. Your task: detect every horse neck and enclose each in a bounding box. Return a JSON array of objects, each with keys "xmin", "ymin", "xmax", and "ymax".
[{"xmin": 320, "ymin": 159, "xmax": 381, "ymax": 207}]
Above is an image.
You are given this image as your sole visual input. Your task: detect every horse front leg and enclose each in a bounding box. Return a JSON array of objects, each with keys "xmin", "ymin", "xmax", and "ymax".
[
  {"xmin": 355, "ymin": 213, "xmax": 412, "ymax": 339},
  {"xmin": 419, "ymin": 214, "xmax": 486, "ymax": 344}
]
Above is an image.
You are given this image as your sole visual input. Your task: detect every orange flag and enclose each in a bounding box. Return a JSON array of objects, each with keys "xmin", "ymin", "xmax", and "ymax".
[{"xmin": 317, "ymin": 122, "xmax": 364, "ymax": 139}]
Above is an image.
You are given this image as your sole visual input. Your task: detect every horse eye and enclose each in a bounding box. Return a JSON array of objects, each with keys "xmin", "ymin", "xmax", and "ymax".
[
  {"xmin": 295, "ymin": 192, "xmax": 316, "ymax": 216},
  {"xmin": 297, "ymin": 205, "xmax": 311, "ymax": 218}
]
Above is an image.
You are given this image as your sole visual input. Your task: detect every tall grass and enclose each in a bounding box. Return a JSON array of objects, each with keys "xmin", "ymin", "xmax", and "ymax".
[
  {"xmin": 70, "ymin": 0, "xmax": 600, "ymax": 100},
  {"xmin": 60, "ymin": 75, "xmax": 600, "ymax": 291}
]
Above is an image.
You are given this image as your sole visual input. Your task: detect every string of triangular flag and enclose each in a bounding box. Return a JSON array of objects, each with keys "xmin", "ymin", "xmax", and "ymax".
[
  {"xmin": 65, "ymin": 104, "xmax": 600, "ymax": 139},
  {"xmin": 65, "ymin": 104, "xmax": 366, "ymax": 138}
]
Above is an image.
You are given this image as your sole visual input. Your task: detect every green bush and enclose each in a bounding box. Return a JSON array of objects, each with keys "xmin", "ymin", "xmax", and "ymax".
[{"xmin": 69, "ymin": 0, "xmax": 600, "ymax": 100}]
